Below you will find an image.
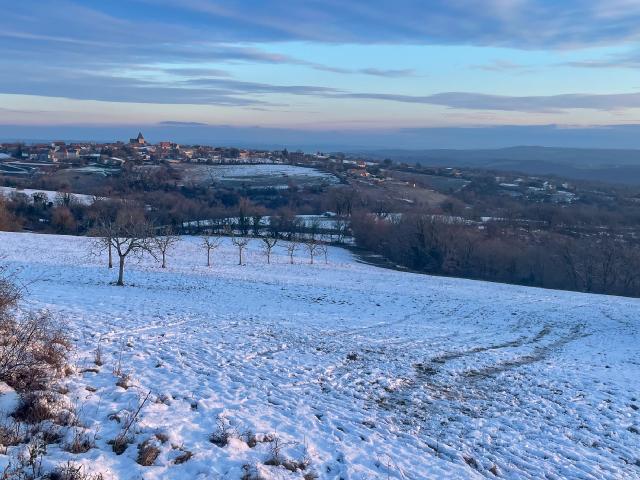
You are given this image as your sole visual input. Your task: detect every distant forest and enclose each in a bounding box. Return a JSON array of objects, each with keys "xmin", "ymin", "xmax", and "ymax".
[{"xmin": 361, "ymin": 146, "xmax": 640, "ymax": 186}]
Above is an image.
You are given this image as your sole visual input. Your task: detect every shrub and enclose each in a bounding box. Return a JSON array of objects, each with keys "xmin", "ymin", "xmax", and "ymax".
[
  {"xmin": 0, "ymin": 272, "xmax": 71, "ymax": 392},
  {"xmin": 0, "ymin": 417, "xmax": 25, "ymax": 450},
  {"xmin": 13, "ymin": 392, "xmax": 62, "ymax": 424},
  {"xmin": 209, "ymin": 417, "xmax": 233, "ymax": 447}
]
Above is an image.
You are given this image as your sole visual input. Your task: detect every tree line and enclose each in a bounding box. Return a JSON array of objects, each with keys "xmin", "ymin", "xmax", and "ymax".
[
  {"xmin": 89, "ymin": 206, "xmax": 330, "ymax": 286},
  {"xmin": 351, "ymin": 213, "xmax": 640, "ymax": 297}
]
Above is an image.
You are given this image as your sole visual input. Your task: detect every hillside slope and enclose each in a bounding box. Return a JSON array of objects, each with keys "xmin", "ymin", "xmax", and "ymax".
[{"xmin": 0, "ymin": 232, "xmax": 638, "ymax": 479}]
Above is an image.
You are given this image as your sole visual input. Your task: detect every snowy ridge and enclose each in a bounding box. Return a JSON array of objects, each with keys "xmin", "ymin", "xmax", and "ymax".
[{"xmin": 0, "ymin": 232, "xmax": 638, "ymax": 479}]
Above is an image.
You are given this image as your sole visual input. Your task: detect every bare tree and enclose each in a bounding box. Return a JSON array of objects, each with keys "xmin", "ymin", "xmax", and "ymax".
[
  {"xmin": 317, "ymin": 243, "xmax": 329, "ymax": 264},
  {"xmin": 152, "ymin": 227, "xmax": 180, "ymax": 268},
  {"xmin": 0, "ymin": 197, "xmax": 21, "ymax": 231},
  {"xmin": 201, "ymin": 235, "xmax": 222, "ymax": 267},
  {"xmin": 308, "ymin": 219, "xmax": 321, "ymax": 241},
  {"xmin": 54, "ymin": 191, "xmax": 77, "ymax": 208},
  {"xmin": 231, "ymin": 235, "xmax": 250, "ymax": 265},
  {"xmin": 304, "ymin": 238, "xmax": 321, "ymax": 264},
  {"xmin": 92, "ymin": 209, "xmax": 155, "ymax": 286},
  {"xmin": 260, "ymin": 237, "xmax": 278, "ymax": 264},
  {"xmin": 90, "ymin": 219, "xmax": 115, "ymax": 268},
  {"xmin": 286, "ymin": 239, "xmax": 298, "ymax": 264},
  {"xmin": 334, "ymin": 218, "xmax": 349, "ymax": 243}
]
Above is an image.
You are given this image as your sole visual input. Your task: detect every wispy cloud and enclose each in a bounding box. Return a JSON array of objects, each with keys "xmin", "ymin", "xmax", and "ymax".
[
  {"xmin": 561, "ymin": 50, "xmax": 640, "ymax": 69},
  {"xmin": 2, "ymin": 0, "xmax": 640, "ymax": 129},
  {"xmin": 472, "ymin": 60, "xmax": 531, "ymax": 72},
  {"xmin": 158, "ymin": 121, "xmax": 209, "ymax": 126},
  {"xmin": 130, "ymin": 0, "xmax": 640, "ymax": 48},
  {"xmin": 0, "ymin": 1, "xmax": 418, "ymax": 82},
  {"xmin": 333, "ymin": 91, "xmax": 640, "ymax": 112},
  {"xmin": 159, "ymin": 67, "xmax": 231, "ymax": 78},
  {"xmin": 357, "ymin": 68, "xmax": 417, "ymax": 78},
  {"xmin": 3, "ymin": 61, "xmax": 639, "ymax": 114}
]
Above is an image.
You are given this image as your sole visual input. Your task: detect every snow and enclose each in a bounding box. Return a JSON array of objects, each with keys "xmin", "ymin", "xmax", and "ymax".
[
  {"xmin": 0, "ymin": 382, "xmax": 19, "ymax": 416},
  {"xmin": 0, "ymin": 231, "xmax": 639, "ymax": 479},
  {"xmin": 200, "ymin": 164, "xmax": 334, "ymax": 179},
  {"xmin": 182, "ymin": 164, "xmax": 340, "ymax": 186},
  {"xmin": 184, "ymin": 214, "xmax": 344, "ymax": 231},
  {"xmin": 0, "ymin": 187, "xmax": 95, "ymax": 205}
]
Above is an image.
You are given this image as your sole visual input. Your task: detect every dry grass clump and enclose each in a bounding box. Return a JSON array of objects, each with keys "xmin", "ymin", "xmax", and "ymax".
[
  {"xmin": 241, "ymin": 464, "xmax": 265, "ymax": 480},
  {"xmin": 136, "ymin": 438, "xmax": 161, "ymax": 466},
  {"xmin": 115, "ymin": 373, "xmax": 131, "ymax": 390},
  {"xmin": 13, "ymin": 392, "xmax": 62, "ymax": 424},
  {"xmin": 64, "ymin": 429, "xmax": 95, "ymax": 454},
  {"xmin": 0, "ymin": 437, "xmax": 47, "ymax": 480},
  {"xmin": 263, "ymin": 436, "xmax": 312, "ymax": 473},
  {"xmin": 209, "ymin": 417, "xmax": 234, "ymax": 447},
  {"xmin": 45, "ymin": 461, "xmax": 104, "ymax": 480},
  {"xmin": 173, "ymin": 449, "xmax": 193, "ymax": 465},
  {"xmin": 0, "ymin": 418, "xmax": 26, "ymax": 452},
  {"xmin": 109, "ymin": 391, "xmax": 151, "ymax": 455}
]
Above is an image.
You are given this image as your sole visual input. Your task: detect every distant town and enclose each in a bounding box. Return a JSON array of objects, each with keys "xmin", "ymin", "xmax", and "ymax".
[
  {"xmin": 0, "ymin": 132, "xmax": 585, "ymax": 205},
  {"xmin": 0, "ymin": 131, "xmax": 366, "ymax": 174}
]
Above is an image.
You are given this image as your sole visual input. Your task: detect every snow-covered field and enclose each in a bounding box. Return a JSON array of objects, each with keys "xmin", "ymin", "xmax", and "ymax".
[
  {"xmin": 181, "ymin": 164, "xmax": 340, "ymax": 188},
  {"xmin": 0, "ymin": 232, "xmax": 639, "ymax": 479},
  {"xmin": 0, "ymin": 187, "xmax": 95, "ymax": 205}
]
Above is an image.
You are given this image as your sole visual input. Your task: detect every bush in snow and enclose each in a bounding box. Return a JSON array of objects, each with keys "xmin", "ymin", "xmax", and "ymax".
[{"xmin": 0, "ymin": 270, "xmax": 71, "ymax": 393}]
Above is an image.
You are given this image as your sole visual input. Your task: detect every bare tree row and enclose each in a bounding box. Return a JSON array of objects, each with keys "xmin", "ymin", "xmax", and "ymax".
[{"xmin": 90, "ymin": 209, "xmax": 329, "ymax": 286}]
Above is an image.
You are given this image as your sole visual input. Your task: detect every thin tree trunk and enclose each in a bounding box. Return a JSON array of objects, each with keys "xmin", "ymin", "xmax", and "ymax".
[
  {"xmin": 108, "ymin": 242, "xmax": 113, "ymax": 269},
  {"xmin": 207, "ymin": 249, "xmax": 211, "ymax": 267},
  {"xmin": 238, "ymin": 247, "xmax": 243, "ymax": 265},
  {"xmin": 117, "ymin": 256, "xmax": 125, "ymax": 286},
  {"xmin": 162, "ymin": 251, "xmax": 166, "ymax": 268}
]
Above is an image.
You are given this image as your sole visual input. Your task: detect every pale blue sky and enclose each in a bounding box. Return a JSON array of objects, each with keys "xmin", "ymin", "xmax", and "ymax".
[{"xmin": 2, "ymin": 0, "xmax": 640, "ymax": 147}]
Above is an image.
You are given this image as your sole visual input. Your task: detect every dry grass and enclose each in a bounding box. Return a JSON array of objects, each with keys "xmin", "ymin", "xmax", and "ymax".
[
  {"xmin": 209, "ymin": 417, "xmax": 233, "ymax": 447},
  {"xmin": 64, "ymin": 429, "xmax": 95, "ymax": 454},
  {"xmin": 242, "ymin": 430, "xmax": 258, "ymax": 448},
  {"xmin": 136, "ymin": 439, "xmax": 161, "ymax": 466},
  {"xmin": 45, "ymin": 461, "xmax": 104, "ymax": 480},
  {"xmin": 241, "ymin": 464, "xmax": 264, "ymax": 480},
  {"xmin": 173, "ymin": 449, "xmax": 193, "ymax": 465},
  {"xmin": 0, "ymin": 312, "xmax": 71, "ymax": 393},
  {"xmin": 13, "ymin": 391, "xmax": 61, "ymax": 424},
  {"xmin": 108, "ymin": 437, "xmax": 130, "ymax": 456},
  {"xmin": 115, "ymin": 373, "xmax": 131, "ymax": 390},
  {"xmin": 110, "ymin": 391, "xmax": 151, "ymax": 455},
  {"xmin": 463, "ymin": 455, "xmax": 479, "ymax": 470},
  {"xmin": 263, "ymin": 436, "xmax": 311, "ymax": 473},
  {"xmin": 0, "ymin": 418, "xmax": 25, "ymax": 451}
]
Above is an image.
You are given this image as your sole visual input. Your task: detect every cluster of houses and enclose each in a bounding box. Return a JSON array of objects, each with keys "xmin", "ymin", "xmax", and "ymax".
[
  {"xmin": 0, "ymin": 132, "xmax": 379, "ymax": 181},
  {"xmin": 496, "ymin": 176, "xmax": 578, "ymax": 203},
  {"xmin": 0, "ymin": 141, "xmax": 125, "ymax": 167}
]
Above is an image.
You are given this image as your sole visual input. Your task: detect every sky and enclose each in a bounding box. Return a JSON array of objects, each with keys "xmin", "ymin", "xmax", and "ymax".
[{"xmin": 2, "ymin": 0, "xmax": 640, "ymax": 149}]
